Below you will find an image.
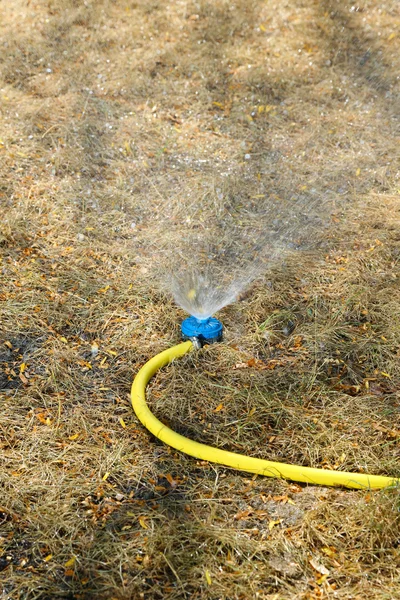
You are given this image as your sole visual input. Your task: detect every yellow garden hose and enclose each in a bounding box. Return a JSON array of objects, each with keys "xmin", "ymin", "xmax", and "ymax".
[{"xmin": 131, "ymin": 341, "xmax": 399, "ymax": 489}]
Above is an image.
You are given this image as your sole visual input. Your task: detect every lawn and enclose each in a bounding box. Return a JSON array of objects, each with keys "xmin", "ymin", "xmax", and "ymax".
[{"xmin": 0, "ymin": 0, "xmax": 399, "ymax": 598}]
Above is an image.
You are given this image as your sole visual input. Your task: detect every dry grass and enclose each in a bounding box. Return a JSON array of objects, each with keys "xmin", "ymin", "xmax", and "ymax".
[{"xmin": 1, "ymin": 0, "xmax": 400, "ymax": 598}]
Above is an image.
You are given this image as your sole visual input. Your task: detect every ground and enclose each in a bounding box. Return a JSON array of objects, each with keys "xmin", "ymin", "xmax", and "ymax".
[{"xmin": 1, "ymin": 0, "xmax": 400, "ymax": 599}]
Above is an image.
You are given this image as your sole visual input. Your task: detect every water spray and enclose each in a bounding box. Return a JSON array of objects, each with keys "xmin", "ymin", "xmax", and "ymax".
[{"xmin": 131, "ymin": 317, "xmax": 399, "ymax": 490}]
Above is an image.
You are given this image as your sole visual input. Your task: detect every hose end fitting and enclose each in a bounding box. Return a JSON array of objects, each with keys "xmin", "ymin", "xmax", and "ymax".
[{"xmin": 181, "ymin": 316, "xmax": 223, "ymax": 346}]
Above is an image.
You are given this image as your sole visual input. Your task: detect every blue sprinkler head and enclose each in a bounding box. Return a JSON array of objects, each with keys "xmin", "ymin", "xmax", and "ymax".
[{"xmin": 181, "ymin": 316, "xmax": 223, "ymax": 346}]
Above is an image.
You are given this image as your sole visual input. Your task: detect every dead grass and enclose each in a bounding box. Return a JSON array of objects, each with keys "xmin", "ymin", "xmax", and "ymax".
[{"xmin": 1, "ymin": 0, "xmax": 400, "ymax": 598}]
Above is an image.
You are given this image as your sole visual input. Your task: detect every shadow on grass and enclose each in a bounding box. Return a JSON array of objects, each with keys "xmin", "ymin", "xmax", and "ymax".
[{"xmin": 319, "ymin": 0, "xmax": 399, "ymax": 100}]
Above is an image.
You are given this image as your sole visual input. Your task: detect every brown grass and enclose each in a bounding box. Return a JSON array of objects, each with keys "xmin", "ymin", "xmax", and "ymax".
[{"xmin": 1, "ymin": 0, "xmax": 400, "ymax": 598}]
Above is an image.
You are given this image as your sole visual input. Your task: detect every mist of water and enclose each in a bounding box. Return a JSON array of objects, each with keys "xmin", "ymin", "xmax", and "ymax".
[
  {"xmin": 168, "ymin": 266, "xmax": 257, "ymax": 321},
  {"xmin": 155, "ymin": 177, "xmax": 333, "ymax": 320}
]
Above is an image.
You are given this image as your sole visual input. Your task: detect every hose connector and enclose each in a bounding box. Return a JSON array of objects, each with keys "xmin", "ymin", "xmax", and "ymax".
[{"xmin": 181, "ymin": 316, "xmax": 223, "ymax": 346}]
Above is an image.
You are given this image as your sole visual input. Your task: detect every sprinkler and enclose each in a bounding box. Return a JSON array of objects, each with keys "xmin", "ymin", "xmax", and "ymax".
[
  {"xmin": 181, "ymin": 316, "xmax": 223, "ymax": 346},
  {"xmin": 131, "ymin": 320, "xmax": 399, "ymax": 490}
]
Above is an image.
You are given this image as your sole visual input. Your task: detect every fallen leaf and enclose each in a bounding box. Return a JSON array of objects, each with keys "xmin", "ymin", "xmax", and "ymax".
[
  {"xmin": 268, "ymin": 519, "xmax": 282, "ymax": 531},
  {"xmin": 64, "ymin": 556, "xmax": 76, "ymax": 568},
  {"xmin": 205, "ymin": 569, "xmax": 212, "ymax": 585},
  {"xmin": 138, "ymin": 515, "xmax": 149, "ymax": 529},
  {"xmin": 64, "ymin": 569, "xmax": 74, "ymax": 577},
  {"xmin": 321, "ymin": 546, "xmax": 337, "ymax": 557},
  {"xmin": 19, "ymin": 373, "xmax": 29, "ymax": 385},
  {"xmin": 234, "ymin": 362, "xmax": 248, "ymax": 369},
  {"xmin": 309, "ymin": 557, "xmax": 330, "ymax": 575},
  {"xmin": 98, "ymin": 285, "xmax": 110, "ymax": 294},
  {"xmin": 166, "ymin": 473, "xmax": 178, "ymax": 487}
]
